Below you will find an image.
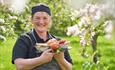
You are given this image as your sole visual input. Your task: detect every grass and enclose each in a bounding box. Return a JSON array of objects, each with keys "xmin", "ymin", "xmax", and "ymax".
[
  {"xmin": 0, "ymin": 36, "xmax": 115, "ymax": 70},
  {"xmin": 0, "ymin": 37, "xmax": 16, "ymax": 70}
]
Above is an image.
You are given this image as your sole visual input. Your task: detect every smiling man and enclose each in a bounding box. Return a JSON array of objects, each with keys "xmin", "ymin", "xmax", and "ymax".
[{"xmin": 12, "ymin": 3, "xmax": 72, "ymax": 70}]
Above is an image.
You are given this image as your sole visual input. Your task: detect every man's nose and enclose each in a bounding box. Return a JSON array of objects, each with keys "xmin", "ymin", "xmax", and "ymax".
[{"xmin": 39, "ymin": 19, "xmax": 44, "ymax": 24}]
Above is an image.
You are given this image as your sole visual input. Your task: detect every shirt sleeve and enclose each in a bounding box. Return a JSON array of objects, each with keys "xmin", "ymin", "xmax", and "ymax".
[
  {"xmin": 12, "ymin": 35, "xmax": 30, "ymax": 64},
  {"xmin": 64, "ymin": 50, "xmax": 73, "ymax": 64}
]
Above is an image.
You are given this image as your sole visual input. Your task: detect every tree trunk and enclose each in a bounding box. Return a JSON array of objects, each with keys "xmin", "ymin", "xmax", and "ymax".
[{"xmin": 91, "ymin": 34, "xmax": 98, "ymax": 63}]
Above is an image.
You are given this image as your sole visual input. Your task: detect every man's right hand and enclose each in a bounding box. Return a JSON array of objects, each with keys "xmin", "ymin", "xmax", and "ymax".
[{"xmin": 39, "ymin": 49, "xmax": 54, "ymax": 63}]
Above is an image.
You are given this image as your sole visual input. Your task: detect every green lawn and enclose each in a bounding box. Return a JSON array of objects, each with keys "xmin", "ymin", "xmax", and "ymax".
[
  {"xmin": 0, "ymin": 36, "xmax": 115, "ymax": 70},
  {"xmin": 0, "ymin": 37, "xmax": 16, "ymax": 70}
]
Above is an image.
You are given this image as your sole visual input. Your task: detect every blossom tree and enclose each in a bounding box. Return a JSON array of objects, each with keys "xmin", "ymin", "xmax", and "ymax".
[{"xmin": 66, "ymin": 3, "xmax": 113, "ymax": 63}]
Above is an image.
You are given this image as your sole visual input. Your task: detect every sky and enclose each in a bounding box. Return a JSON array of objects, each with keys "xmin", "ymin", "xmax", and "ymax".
[{"xmin": 10, "ymin": 0, "xmax": 29, "ymax": 13}]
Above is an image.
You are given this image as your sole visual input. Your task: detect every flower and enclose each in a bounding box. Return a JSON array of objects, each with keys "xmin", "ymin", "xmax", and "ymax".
[
  {"xmin": 66, "ymin": 24, "xmax": 80, "ymax": 36},
  {"xmin": 79, "ymin": 16, "xmax": 91, "ymax": 26},
  {"xmin": 104, "ymin": 20, "xmax": 113, "ymax": 33},
  {"xmin": 80, "ymin": 38, "xmax": 86, "ymax": 47},
  {"xmin": 70, "ymin": 9, "xmax": 80, "ymax": 20},
  {"xmin": 8, "ymin": 15, "xmax": 17, "ymax": 20},
  {"xmin": 0, "ymin": 18, "xmax": 5, "ymax": 23},
  {"xmin": 104, "ymin": 34, "xmax": 112, "ymax": 39},
  {"xmin": 0, "ymin": 26, "xmax": 6, "ymax": 32},
  {"xmin": 0, "ymin": 35, "xmax": 6, "ymax": 41},
  {"xmin": 66, "ymin": 3, "xmax": 113, "ymax": 47},
  {"xmin": 10, "ymin": 0, "xmax": 29, "ymax": 13}
]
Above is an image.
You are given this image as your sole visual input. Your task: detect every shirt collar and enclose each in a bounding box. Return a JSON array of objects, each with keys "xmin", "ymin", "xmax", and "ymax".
[{"xmin": 33, "ymin": 29, "xmax": 53, "ymax": 43}]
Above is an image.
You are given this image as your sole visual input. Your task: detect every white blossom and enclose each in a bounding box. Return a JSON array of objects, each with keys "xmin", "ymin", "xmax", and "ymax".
[
  {"xmin": 8, "ymin": 15, "xmax": 17, "ymax": 20},
  {"xmin": 104, "ymin": 20, "xmax": 113, "ymax": 33},
  {"xmin": 0, "ymin": 0, "xmax": 11, "ymax": 5},
  {"xmin": 0, "ymin": 18, "xmax": 5, "ymax": 23},
  {"xmin": 0, "ymin": 35, "xmax": 6, "ymax": 41},
  {"xmin": 0, "ymin": 26, "xmax": 6, "ymax": 32},
  {"xmin": 10, "ymin": 0, "xmax": 29, "ymax": 13},
  {"xmin": 71, "ymin": 10, "xmax": 80, "ymax": 20},
  {"xmin": 79, "ymin": 8, "xmax": 88, "ymax": 16},
  {"xmin": 90, "ymin": 10, "xmax": 102, "ymax": 21},
  {"xmin": 0, "ymin": 0, "xmax": 4, "ymax": 4},
  {"xmin": 79, "ymin": 28, "xmax": 86, "ymax": 36},
  {"xmin": 104, "ymin": 34, "xmax": 112, "ymax": 39},
  {"xmin": 66, "ymin": 24, "xmax": 80, "ymax": 36},
  {"xmin": 80, "ymin": 37, "xmax": 86, "ymax": 47},
  {"xmin": 67, "ymin": 3, "xmax": 113, "ymax": 47},
  {"xmin": 91, "ymin": 32, "xmax": 96, "ymax": 37},
  {"xmin": 89, "ymin": 4, "xmax": 97, "ymax": 13},
  {"xmin": 66, "ymin": 27, "xmax": 75, "ymax": 36},
  {"xmin": 81, "ymin": 4, "xmax": 102, "ymax": 21}
]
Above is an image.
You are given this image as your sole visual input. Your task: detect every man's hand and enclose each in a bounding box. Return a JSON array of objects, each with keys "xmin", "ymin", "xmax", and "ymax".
[
  {"xmin": 53, "ymin": 51, "xmax": 72, "ymax": 70},
  {"xmin": 39, "ymin": 49, "xmax": 54, "ymax": 63},
  {"xmin": 54, "ymin": 51, "xmax": 64, "ymax": 61}
]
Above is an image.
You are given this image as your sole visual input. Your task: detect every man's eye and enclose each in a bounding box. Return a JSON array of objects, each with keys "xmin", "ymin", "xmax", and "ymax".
[
  {"xmin": 35, "ymin": 17, "xmax": 40, "ymax": 19},
  {"xmin": 43, "ymin": 17, "xmax": 47, "ymax": 19}
]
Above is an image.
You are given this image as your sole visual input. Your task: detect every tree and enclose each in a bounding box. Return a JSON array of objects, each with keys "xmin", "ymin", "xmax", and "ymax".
[{"xmin": 66, "ymin": 3, "xmax": 113, "ymax": 63}]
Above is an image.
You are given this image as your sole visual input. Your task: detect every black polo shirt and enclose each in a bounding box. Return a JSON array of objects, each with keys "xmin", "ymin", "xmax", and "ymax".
[{"xmin": 12, "ymin": 29, "xmax": 72, "ymax": 70}]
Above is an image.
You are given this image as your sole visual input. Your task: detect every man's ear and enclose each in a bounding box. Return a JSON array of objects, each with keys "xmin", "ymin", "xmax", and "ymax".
[
  {"xmin": 31, "ymin": 16, "xmax": 33, "ymax": 24},
  {"xmin": 31, "ymin": 16, "xmax": 33, "ymax": 21},
  {"xmin": 49, "ymin": 16, "xmax": 52, "ymax": 21},
  {"xmin": 48, "ymin": 16, "xmax": 52, "ymax": 29}
]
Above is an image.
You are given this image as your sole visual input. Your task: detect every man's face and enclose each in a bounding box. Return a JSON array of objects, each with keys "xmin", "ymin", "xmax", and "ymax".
[{"xmin": 31, "ymin": 12, "xmax": 51, "ymax": 33}]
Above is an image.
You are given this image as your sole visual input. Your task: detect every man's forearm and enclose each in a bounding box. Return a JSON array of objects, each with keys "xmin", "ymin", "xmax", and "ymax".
[
  {"xmin": 14, "ymin": 57, "xmax": 46, "ymax": 70},
  {"xmin": 56, "ymin": 58, "xmax": 72, "ymax": 70},
  {"xmin": 14, "ymin": 49, "xmax": 54, "ymax": 70}
]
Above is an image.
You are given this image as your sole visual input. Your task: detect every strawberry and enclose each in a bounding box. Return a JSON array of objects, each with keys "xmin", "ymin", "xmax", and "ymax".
[
  {"xmin": 47, "ymin": 39, "xmax": 70, "ymax": 52},
  {"xmin": 49, "ymin": 43, "xmax": 59, "ymax": 50},
  {"xmin": 59, "ymin": 40, "xmax": 66, "ymax": 44}
]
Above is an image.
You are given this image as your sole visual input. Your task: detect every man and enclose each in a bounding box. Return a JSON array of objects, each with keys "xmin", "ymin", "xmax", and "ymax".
[{"xmin": 12, "ymin": 3, "xmax": 72, "ymax": 70}]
